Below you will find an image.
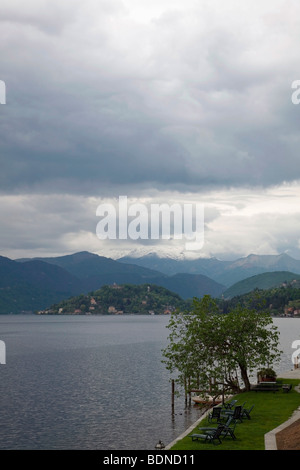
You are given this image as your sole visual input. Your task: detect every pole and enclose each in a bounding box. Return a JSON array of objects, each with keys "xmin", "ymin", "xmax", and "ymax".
[{"xmin": 172, "ymin": 379, "xmax": 175, "ymax": 413}]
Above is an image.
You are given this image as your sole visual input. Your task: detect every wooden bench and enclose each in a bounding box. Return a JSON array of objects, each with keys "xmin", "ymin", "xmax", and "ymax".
[
  {"xmin": 282, "ymin": 384, "xmax": 292, "ymax": 393},
  {"xmin": 250, "ymin": 382, "xmax": 280, "ymax": 392}
]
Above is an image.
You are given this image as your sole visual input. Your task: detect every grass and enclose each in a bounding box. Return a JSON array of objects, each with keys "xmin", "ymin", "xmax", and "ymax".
[{"xmin": 170, "ymin": 378, "xmax": 300, "ymax": 450}]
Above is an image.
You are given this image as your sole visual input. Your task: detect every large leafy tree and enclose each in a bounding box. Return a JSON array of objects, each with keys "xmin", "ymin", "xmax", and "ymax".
[{"xmin": 162, "ymin": 295, "xmax": 282, "ymax": 396}]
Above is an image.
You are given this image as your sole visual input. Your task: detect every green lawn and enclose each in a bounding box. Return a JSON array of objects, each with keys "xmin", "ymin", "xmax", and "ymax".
[{"xmin": 170, "ymin": 379, "xmax": 300, "ymax": 450}]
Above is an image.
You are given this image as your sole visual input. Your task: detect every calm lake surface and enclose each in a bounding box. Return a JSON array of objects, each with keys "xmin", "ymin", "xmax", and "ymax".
[{"xmin": 0, "ymin": 315, "xmax": 299, "ymax": 450}]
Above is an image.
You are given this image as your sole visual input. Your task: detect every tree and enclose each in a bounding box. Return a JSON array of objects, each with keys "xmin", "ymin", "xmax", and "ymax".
[
  {"xmin": 162, "ymin": 295, "xmax": 282, "ymax": 397},
  {"xmin": 217, "ymin": 304, "xmax": 282, "ymax": 391}
]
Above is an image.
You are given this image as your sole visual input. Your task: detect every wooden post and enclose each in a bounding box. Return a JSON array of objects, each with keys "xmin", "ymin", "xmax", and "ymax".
[{"xmin": 172, "ymin": 379, "xmax": 175, "ymax": 413}]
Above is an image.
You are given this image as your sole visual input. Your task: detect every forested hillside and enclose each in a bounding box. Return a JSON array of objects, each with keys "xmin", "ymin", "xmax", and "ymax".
[
  {"xmin": 219, "ymin": 280, "xmax": 300, "ymax": 316},
  {"xmin": 39, "ymin": 283, "xmax": 191, "ymax": 315}
]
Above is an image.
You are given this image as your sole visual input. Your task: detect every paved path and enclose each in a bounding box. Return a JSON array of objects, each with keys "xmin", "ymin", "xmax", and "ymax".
[
  {"xmin": 265, "ymin": 368, "xmax": 300, "ymax": 450},
  {"xmin": 278, "ymin": 368, "xmax": 300, "ymax": 379}
]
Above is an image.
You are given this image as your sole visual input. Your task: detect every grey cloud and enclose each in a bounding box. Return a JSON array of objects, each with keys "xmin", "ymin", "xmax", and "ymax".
[
  {"xmin": 0, "ymin": 0, "xmax": 125, "ymax": 35},
  {"xmin": 0, "ymin": 0, "xmax": 81, "ymax": 34},
  {"xmin": 1, "ymin": 1, "xmax": 300, "ymax": 196}
]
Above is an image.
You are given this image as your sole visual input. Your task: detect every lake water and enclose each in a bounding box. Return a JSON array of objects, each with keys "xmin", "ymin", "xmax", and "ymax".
[{"xmin": 0, "ymin": 315, "xmax": 299, "ymax": 450}]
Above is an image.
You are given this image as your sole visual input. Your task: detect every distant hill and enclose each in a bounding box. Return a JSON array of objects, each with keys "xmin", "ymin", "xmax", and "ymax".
[
  {"xmin": 156, "ymin": 273, "xmax": 225, "ymax": 299},
  {"xmin": 0, "ymin": 256, "xmax": 83, "ymax": 314},
  {"xmin": 221, "ymin": 280, "xmax": 300, "ymax": 316},
  {"xmin": 119, "ymin": 253, "xmax": 300, "ymax": 287},
  {"xmin": 17, "ymin": 251, "xmax": 163, "ymax": 287},
  {"xmin": 16, "ymin": 251, "xmax": 224, "ymax": 300},
  {"xmin": 0, "ymin": 252, "xmax": 225, "ymax": 313},
  {"xmin": 39, "ymin": 284, "xmax": 190, "ymax": 315},
  {"xmin": 6, "ymin": 250, "xmax": 300, "ymax": 313},
  {"xmin": 118, "ymin": 253, "xmax": 231, "ymax": 278},
  {"xmin": 216, "ymin": 254, "xmax": 300, "ymax": 286},
  {"xmin": 223, "ymin": 271, "xmax": 300, "ymax": 298}
]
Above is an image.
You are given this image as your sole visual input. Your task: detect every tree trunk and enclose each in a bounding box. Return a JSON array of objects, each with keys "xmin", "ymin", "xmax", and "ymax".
[{"xmin": 240, "ymin": 365, "xmax": 251, "ymax": 391}]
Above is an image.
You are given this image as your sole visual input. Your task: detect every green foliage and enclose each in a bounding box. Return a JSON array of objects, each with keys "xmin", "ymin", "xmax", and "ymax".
[
  {"xmin": 223, "ymin": 271, "xmax": 300, "ymax": 298},
  {"xmin": 219, "ymin": 282, "xmax": 300, "ymax": 315},
  {"xmin": 40, "ymin": 283, "xmax": 191, "ymax": 315},
  {"xmin": 162, "ymin": 295, "xmax": 282, "ymax": 394},
  {"xmin": 257, "ymin": 368, "xmax": 277, "ymax": 379}
]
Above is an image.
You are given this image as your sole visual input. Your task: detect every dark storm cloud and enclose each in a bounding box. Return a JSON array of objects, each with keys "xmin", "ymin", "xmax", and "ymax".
[
  {"xmin": 1, "ymin": 0, "xmax": 300, "ymax": 260},
  {"xmin": 1, "ymin": 0, "xmax": 300, "ymax": 197}
]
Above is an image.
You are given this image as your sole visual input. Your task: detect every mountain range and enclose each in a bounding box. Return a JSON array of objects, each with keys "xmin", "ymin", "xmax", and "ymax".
[
  {"xmin": 0, "ymin": 252, "xmax": 223, "ymax": 313},
  {"xmin": 1, "ymin": 251, "xmax": 300, "ymax": 313},
  {"xmin": 118, "ymin": 252, "xmax": 300, "ymax": 286}
]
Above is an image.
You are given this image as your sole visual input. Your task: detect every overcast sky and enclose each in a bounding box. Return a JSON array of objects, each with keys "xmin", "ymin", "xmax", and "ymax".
[{"xmin": 1, "ymin": 0, "xmax": 300, "ymax": 260}]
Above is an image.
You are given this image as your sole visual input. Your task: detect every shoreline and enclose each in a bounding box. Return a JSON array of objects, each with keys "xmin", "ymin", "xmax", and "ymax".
[
  {"xmin": 165, "ymin": 368, "xmax": 300, "ymax": 450},
  {"xmin": 165, "ymin": 408, "xmax": 211, "ymax": 450}
]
